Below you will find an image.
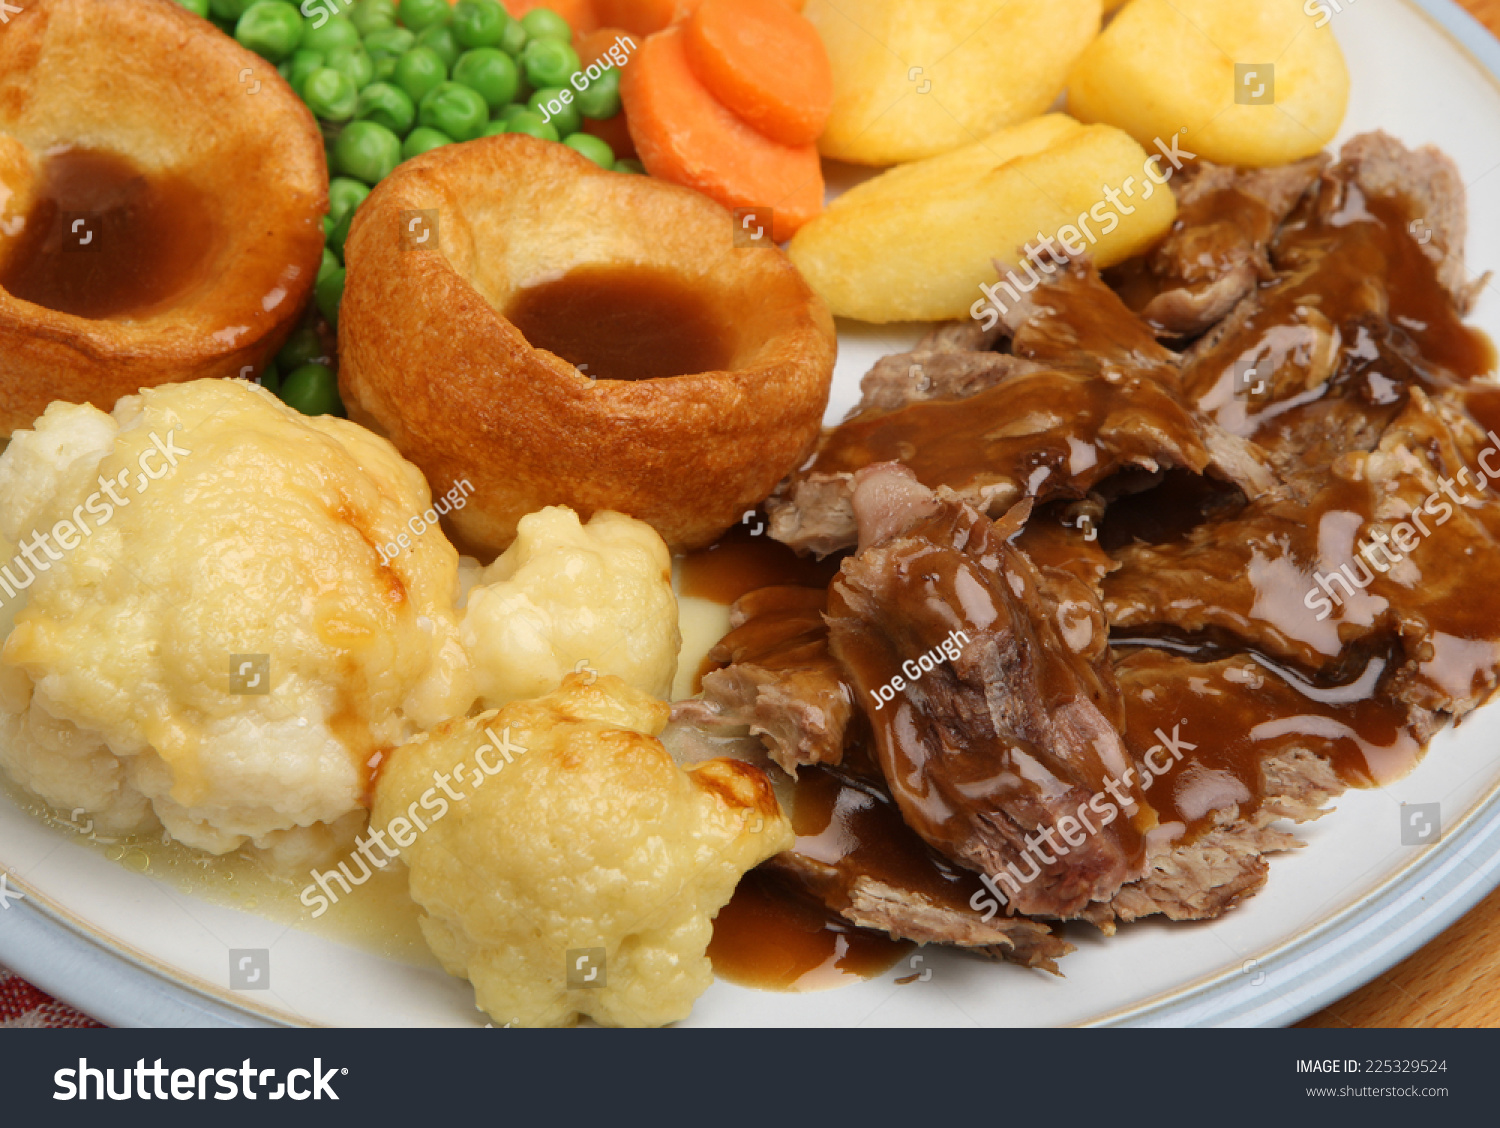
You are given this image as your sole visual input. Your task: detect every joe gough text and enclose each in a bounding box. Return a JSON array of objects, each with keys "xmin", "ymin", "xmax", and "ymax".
[
  {"xmin": 868, "ymin": 629, "xmax": 970, "ymax": 710},
  {"xmin": 299, "ymin": 724, "xmax": 526, "ymax": 917},
  {"xmin": 1303, "ymin": 431, "xmax": 1500, "ymax": 621},
  {"xmin": 377, "ymin": 478, "xmax": 474, "ymax": 565},
  {"xmin": 968, "ymin": 724, "xmax": 1197, "ymax": 921}
]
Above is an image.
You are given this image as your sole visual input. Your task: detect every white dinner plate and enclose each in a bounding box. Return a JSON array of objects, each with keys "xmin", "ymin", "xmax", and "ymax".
[{"xmin": 4, "ymin": 0, "xmax": 1500, "ymax": 1028}]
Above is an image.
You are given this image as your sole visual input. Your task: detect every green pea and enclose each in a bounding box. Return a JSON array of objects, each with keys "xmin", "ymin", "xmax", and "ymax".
[
  {"xmin": 302, "ymin": 66, "xmax": 359, "ymax": 119},
  {"xmin": 373, "ymin": 55, "xmax": 398, "ymax": 80},
  {"xmin": 315, "ymin": 269, "xmax": 346, "ymax": 332},
  {"xmin": 401, "ymin": 125, "xmax": 455, "ymax": 159},
  {"xmin": 349, "ymin": 0, "xmax": 397, "ymax": 36},
  {"xmin": 278, "ymin": 326, "xmax": 332, "ymax": 370},
  {"xmin": 281, "ymin": 364, "xmax": 344, "ymax": 416},
  {"xmin": 613, "ymin": 157, "xmax": 644, "ymax": 174},
  {"xmin": 334, "ymin": 119, "xmax": 404, "ymax": 182},
  {"xmin": 521, "ymin": 37, "xmax": 578, "ymax": 91},
  {"xmin": 327, "ymin": 207, "xmax": 357, "ymax": 259},
  {"xmin": 498, "ymin": 16, "xmax": 527, "ymax": 56},
  {"xmin": 574, "ymin": 65, "xmax": 619, "ymax": 120},
  {"xmin": 397, "ymin": 0, "xmax": 450, "ymax": 31},
  {"xmin": 493, "ymin": 102, "xmax": 530, "ymax": 125},
  {"xmin": 328, "ymin": 176, "xmax": 371, "ymax": 224},
  {"xmin": 419, "ymin": 81, "xmax": 488, "ymax": 141},
  {"xmin": 481, "ymin": 119, "xmax": 511, "ymax": 137},
  {"xmin": 286, "ymin": 48, "xmax": 326, "ymax": 94},
  {"xmin": 325, "ymin": 44, "xmax": 375, "ymax": 89},
  {"xmin": 519, "ymin": 7, "xmax": 570, "ymax": 43},
  {"xmin": 362, "ymin": 25, "xmax": 415, "ymax": 60},
  {"xmin": 393, "ymin": 46, "xmax": 447, "ymax": 102},
  {"xmin": 318, "ymin": 247, "xmax": 341, "ymax": 283},
  {"xmin": 416, "ymin": 24, "xmax": 461, "ymax": 69},
  {"xmin": 503, "ymin": 109, "xmax": 558, "ymax": 142},
  {"xmin": 452, "ymin": 0, "xmax": 506, "ymax": 48},
  {"xmin": 562, "ymin": 131, "xmax": 613, "ymax": 169},
  {"xmin": 209, "ymin": 0, "xmax": 256, "ymax": 21},
  {"xmin": 259, "ymin": 359, "xmax": 282, "ymax": 396},
  {"xmin": 452, "ymin": 48, "xmax": 518, "ymax": 109},
  {"xmin": 175, "ymin": 0, "xmax": 211, "ymax": 17},
  {"xmin": 236, "ymin": 1, "xmax": 304, "ymax": 61},
  {"xmin": 322, "ymin": 214, "xmax": 335, "ymax": 239},
  {"xmin": 355, "ymin": 80, "xmax": 417, "ymax": 133},
  {"xmin": 527, "ymin": 87, "xmax": 578, "ymax": 137},
  {"xmin": 301, "ymin": 13, "xmax": 360, "ymax": 51}
]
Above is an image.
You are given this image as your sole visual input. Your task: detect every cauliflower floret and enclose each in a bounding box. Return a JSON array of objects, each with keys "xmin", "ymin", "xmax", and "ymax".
[
  {"xmin": 0, "ymin": 379, "xmax": 476, "ymax": 856},
  {"xmin": 462, "ymin": 507, "xmax": 680, "ymax": 707},
  {"xmin": 372, "ymin": 673, "xmax": 791, "ymax": 1027}
]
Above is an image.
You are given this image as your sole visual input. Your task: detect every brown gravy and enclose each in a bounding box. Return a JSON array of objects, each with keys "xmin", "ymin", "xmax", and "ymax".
[
  {"xmin": 708, "ymin": 870, "xmax": 911, "ymax": 992},
  {"xmin": 505, "ymin": 264, "xmax": 734, "ymax": 381},
  {"xmin": 696, "ymin": 152, "xmax": 1500, "ymax": 987},
  {"xmin": 679, "ymin": 520, "xmax": 843, "ymax": 605},
  {"xmin": 0, "ymin": 148, "xmax": 219, "ymax": 320}
]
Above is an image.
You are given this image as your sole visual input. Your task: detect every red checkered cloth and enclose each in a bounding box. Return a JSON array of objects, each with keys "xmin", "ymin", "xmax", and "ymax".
[{"xmin": 0, "ymin": 963, "xmax": 104, "ymax": 1028}]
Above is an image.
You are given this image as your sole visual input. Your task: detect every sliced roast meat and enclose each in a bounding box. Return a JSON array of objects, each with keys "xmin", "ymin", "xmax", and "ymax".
[
  {"xmin": 1106, "ymin": 388, "xmax": 1500, "ymax": 718},
  {"xmin": 1339, "ymin": 131, "xmax": 1483, "ymax": 313},
  {"xmin": 764, "ymin": 752, "xmax": 1071, "ymax": 970},
  {"xmin": 997, "ymin": 256, "xmax": 1184, "ymax": 378},
  {"xmin": 825, "ymin": 464, "xmax": 1150, "ymax": 919},
  {"xmin": 1110, "ymin": 156, "xmax": 1327, "ymax": 339},
  {"xmin": 1182, "ymin": 132, "xmax": 1490, "ymax": 455},
  {"xmin": 1099, "ymin": 646, "xmax": 1440, "ymax": 923},
  {"xmin": 672, "ymin": 586, "xmax": 855, "ymax": 775},
  {"xmin": 850, "ymin": 349, "xmax": 1042, "ymax": 417},
  {"xmin": 915, "ymin": 319, "xmax": 1006, "ymax": 355},
  {"xmin": 769, "ymin": 259, "xmax": 1279, "ymax": 558}
]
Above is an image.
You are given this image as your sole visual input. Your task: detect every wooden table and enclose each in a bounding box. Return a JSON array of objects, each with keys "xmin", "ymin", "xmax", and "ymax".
[{"xmin": 1301, "ymin": 0, "xmax": 1500, "ymax": 1028}]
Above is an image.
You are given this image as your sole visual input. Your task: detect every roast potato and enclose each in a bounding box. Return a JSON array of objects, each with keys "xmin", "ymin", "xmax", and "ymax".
[
  {"xmin": 1067, "ymin": 0, "xmax": 1349, "ymax": 167},
  {"xmin": 787, "ymin": 115, "xmax": 1177, "ymax": 323},
  {"xmin": 807, "ymin": 0, "xmax": 1102, "ymax": 165}
]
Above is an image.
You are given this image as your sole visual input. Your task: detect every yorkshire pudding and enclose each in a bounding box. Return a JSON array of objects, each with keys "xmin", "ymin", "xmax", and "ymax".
[
  {"xmin": 0, "ymin": 0, "xmax": 327, "ymax": 435},
  {"xmin": 338, "ymin": 134, "xmax": 836, "ymax": 555}
]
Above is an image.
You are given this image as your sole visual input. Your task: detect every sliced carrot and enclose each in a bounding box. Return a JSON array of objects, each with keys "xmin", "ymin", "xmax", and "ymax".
[
  {"xmin": 683, "ymin": 0, "xmax": 829, "ymax": 146},
  {"xmin": 576, "ymin": 25, "xmax": 637, "ymax": 67},
  {"xmin": 621, "ymin": 26, "xmax": 822, "ymax": 241},
  {"xmin": 590, "ymin": 0, "xmax": 697, "ymax": 36},
  {"xmin": 501, "ymin": 0, "xmax": 598, "ymax": 34}
]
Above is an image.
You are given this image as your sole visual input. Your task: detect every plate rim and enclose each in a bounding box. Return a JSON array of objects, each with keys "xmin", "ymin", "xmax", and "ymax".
[{"xmin": 3, "ymin": 0, "xmax": 1500, "ymax": 1030}]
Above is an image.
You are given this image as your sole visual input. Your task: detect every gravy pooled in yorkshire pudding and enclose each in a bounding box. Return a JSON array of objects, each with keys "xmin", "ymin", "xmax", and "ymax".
[
  {"xmin": 338, "ymin": 134, "xmax": 836, "ymax": 555},
  {"xmin": 0, "ymin": 0, "xmax": 327, "ymax": 435}
]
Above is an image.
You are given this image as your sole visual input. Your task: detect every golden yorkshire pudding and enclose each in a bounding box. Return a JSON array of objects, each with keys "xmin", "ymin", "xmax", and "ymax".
[
  {"xmin": 338, "ymin": 134, "xmax": 836, "ymax": 555},
  {"xmin": 0, "ymin": 0, "xmax": 327, "ymax": 435}
]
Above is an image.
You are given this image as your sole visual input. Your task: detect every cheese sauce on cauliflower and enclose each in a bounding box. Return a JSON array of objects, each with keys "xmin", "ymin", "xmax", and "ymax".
[
  {"xmin": 372, "ymin": 673, "xmax": 791, "ymax": 1027},
  {"xmin": 0, "ymin": 380, "xmax": 475, "ymax": 856},
  {"xmin": 461, "ymin": 506, "xmax": 681, "ymax": 708}
]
